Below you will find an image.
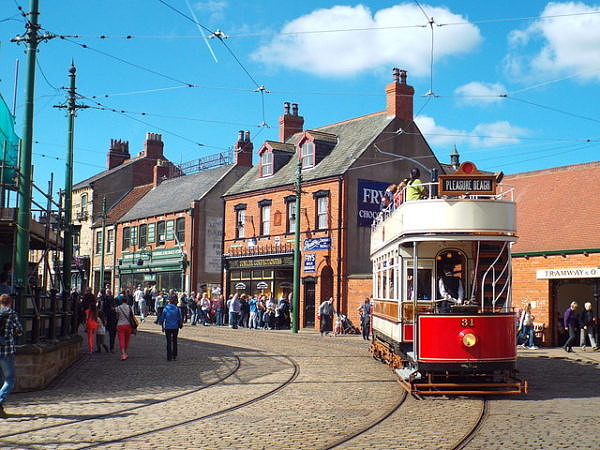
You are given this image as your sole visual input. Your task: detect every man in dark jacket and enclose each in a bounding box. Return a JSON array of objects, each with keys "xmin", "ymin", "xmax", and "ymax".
[
  {"xmin": 563, "ymin": 301, "xmax": 579, "ymax": 353},
  {"xmin": 0, "ymin": 294, "xmax": 23, "ymax": 417}
]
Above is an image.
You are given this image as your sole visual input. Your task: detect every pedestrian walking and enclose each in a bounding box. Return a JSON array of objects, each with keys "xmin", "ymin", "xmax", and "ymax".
[
  {"xmin": 248, "ymin": 294, "xmax": 259, "ymax": 329},
  {"xmin": 580, "ymin": 302, "xmax": 598, "ymax": 351},
  {"xmin": 563, "ymin": 301, "xmax": 579, "ymax": 353},
  {"xmin": 104, "ymin": 298, "xmax": 118, "ymax": 353},
  {"xmin": 159, "ymin": 296, "xmax": 183, "ymax": 361},
  {"xmin": 154, "ymin": 291, "xmax": 165, "ymax": 324},
  {"xmin": 116, "ymin": 296, "xmax": 135, "ymax": 360},
  {"xmin": 357, "ymin": 297, "xmax": 372, "ymax": 341},
  {"xmin": 318, "ymin": 297, "xmax": 335, "ymax": 336},
  {"xmin": 214, "ymin": 294, "xmax": 225, "ymax": 326},
  {"xmin": 0, "ymin": 294, "xmax": 24, "ymax": 418},
  {"xmin": 518, "ymin": 303, "xmax": 538, "ymax": 349},
  {"xmin": 133, "ymin": 285, "xmax": 146, "ymax": 322},
  {"xmin": 84, "ymin": 303, "xmax": 100, "ymax": 354},
  {"xmin": 95, "ymin": 309, "xmax": 109, "ymax": 353}
]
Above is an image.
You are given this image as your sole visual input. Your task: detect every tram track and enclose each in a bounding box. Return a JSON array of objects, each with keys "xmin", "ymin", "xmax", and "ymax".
[
  {"xmin": 78, "ymin": 354, "xmax": 300, "ymax": 449},
  {"xmin": 0, "ymin": 348, "xmax": 299, "ymax": 449},
  {"xmin": 0, "ymin": 353, "xmax": 242, "ymax": 441},
  {"xmin": 450, "ymin": 398, "xmax": 488, "ymax": 450},
  {"xmin": 322, "ymin": 389, "xmax": 409, "ymax": 449}
]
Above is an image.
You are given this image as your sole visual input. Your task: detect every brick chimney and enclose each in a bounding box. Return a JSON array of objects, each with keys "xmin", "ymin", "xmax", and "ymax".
[
  {"xmin": 144, "ymin": 132, "xmax": 164, "ymax": 159},
  {"xmin": 279, "ymin": 102, "xmax": 304, "ymax": 142},
  {"xmin": 386, "ymin": 68, "xmax": 414, "ymax": 121},
  {"xmin": 234, "ymin": 130, "xmax": 253, "ymax": 167},
  {"xmin": 106, "ymin": 139, "xmax": 130, "ymax": 169},
  {"xmin": 153, "ymin": 159, "xmax": 170, "ymax": 186}
]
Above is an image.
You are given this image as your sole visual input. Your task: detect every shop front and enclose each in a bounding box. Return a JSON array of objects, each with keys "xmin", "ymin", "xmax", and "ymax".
[
  {"xmin": 225, "ymin": 254, "xmax": 293, "ymax": 301},
  {"xmin": 118, "ymin": 248, "xmax": 185, "ymax": 293}
]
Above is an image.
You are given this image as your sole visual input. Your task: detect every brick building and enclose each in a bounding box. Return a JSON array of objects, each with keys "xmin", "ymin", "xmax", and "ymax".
[
  {"xmin": 222, "ymin": 69, "xmax": 444, "ymax": 329},
  {"xmin": 114, "ymin": 138, "xmax": 252, "ymax": 294},
  {"xmin": 71, "ymin": 133, "xmax": 178, "ymax": 291},
  {"xmin": 507, "ymin": 161, "xmax": 600, "ymax": 346}
]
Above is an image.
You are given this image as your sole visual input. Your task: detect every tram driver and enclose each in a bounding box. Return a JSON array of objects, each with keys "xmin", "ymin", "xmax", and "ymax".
[{"xmin": 437, "ymin": 266, "xmax": 464, "ymax": 313}]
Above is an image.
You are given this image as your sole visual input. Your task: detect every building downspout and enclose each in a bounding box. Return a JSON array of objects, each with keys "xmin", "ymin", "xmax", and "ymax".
[
  {"xmin": 188, "ymin": 202, "xmax": 195, "ymax": 293},
  {"xmin": 336, "ymin": 175, "xmax": 344, "ymax": 313},
  {"xmin": 221, "ymin": 196, "xmax": 227, "ymax": 299}
]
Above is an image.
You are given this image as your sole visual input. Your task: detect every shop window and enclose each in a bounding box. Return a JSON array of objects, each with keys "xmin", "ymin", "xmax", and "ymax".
[
  {"xmin": 241, "ymin": 270, "xmax": 251, "ymax": 280},
  {"xmin": 157, "ymin": 221, "xmax": 166, "ymax": 245},
  {"xmin": 106, "ymin": 229, "xmax": 114, "ymax": 254},
  {"xmin": 176, "ymin": 217, "xmax": 185, "ymax": 243},
  {"xmin": 230, "ymin": 271, "xmax": 241, "ymax": 280},
  {"xmin": 139, "ymin": 224, "xmax": 148, "ymax": 248},
  {"xmin": 252, "ymin": 270, "xmax": 263, "ymax": 278},
  {"xmin": 95, "ymin": 230, "xmax": 102, "ymax": 254}
]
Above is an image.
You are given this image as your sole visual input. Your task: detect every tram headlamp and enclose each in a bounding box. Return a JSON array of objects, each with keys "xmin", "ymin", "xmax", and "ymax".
[{"xmin": 461, "ymin": 332, "xmax": 477, "ymax": 348}]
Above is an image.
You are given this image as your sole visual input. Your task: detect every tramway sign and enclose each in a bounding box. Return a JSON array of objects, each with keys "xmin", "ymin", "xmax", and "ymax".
[{"xmin": 438, "ymin": 161, "xmax": 496, "ymax": 196}]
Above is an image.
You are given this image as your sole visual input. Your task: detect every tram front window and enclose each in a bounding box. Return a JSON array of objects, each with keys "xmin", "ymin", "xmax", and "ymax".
[{"xmin": 407, "ymin": 269, "xmax": 431, "ymax": 300}]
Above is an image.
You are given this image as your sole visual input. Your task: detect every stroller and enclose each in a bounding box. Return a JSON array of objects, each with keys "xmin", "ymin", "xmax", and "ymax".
[{"xmin": 334, "ymin": 313, "xmax": 360, "ymax": 335}]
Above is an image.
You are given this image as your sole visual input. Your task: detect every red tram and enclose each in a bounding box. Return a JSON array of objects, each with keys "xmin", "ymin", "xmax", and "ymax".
[{"xmin": 369, "ymin": 162, "xmax": 527, "ymax": 395}]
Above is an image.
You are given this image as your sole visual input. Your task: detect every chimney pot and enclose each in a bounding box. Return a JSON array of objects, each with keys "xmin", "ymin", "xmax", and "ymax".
[
  {"xmin": 238, "ymin": 130, "xmax": 244, "ymax": 142},
  {"xmin": 385, "ymin": 68, "xmax": 414, "ymax": 121},
  {"xmin": 279, "ymin": 102, "xmax": 304, "ymax": 142},
  {"xmin": 400, "ymin": 69, "xmax": 407, "ymax": 85},
  {"xmin": 244, "ymin": 130, "xmax": 250, "ymax": 142},
  {"xmin": 291, "ymin": 103, "xmax": 298, "ymax": 116},
  {"xmin": 234, "ymin": 130, "xmax": 253, "ymax": 167},
  {"xmin": 393, "ymin": 67, "xmax": 400, "ymax": 83},
  {"xmin": 283, "ymin": 102, "xmax": 290, "ymax": 115}
]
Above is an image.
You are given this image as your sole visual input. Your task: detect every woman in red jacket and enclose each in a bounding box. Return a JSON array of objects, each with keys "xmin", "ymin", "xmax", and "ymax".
[{"xmin": 84, "ymin": 303, "xmax": 99, "ymax": 354}]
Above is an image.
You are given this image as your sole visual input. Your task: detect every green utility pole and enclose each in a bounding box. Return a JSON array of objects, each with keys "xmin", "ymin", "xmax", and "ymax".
[
  {"xmin": 98, "ymin": 196, "xmax": 106, "ymax": 294},
  {"xmin": 291, "ymin": 160, "xmax": 302, "ymax": 333},
  {"xmin": 11, "ymin": 0, "xmax": 50, "ymax": 299},
  {"xmin": 61, "ymin": 63, "xmax": 77, "ymax": 294}
]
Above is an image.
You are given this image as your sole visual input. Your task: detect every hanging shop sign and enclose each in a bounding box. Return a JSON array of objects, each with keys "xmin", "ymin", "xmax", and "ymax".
[
  {"xmin": 304, "ymin": 253, "xmax": 316, "ymax": 273},
  {"xmin": 256, "ymin": 281, "xmax": 269, "ymax": 289},
  {"xmin": 304, "ymin": 237, "xmax": 331, "ymax": 251},
  {"xmin": 357, "ymin": 179, "xmax": 390, "ymax": 227},
  {"xmin": 228, "ymin": 256, "xmax": 294, "ymax": 269},
  {"xmin": 235, "ymin": 282, "xmax": 247, "ymax": 290}
]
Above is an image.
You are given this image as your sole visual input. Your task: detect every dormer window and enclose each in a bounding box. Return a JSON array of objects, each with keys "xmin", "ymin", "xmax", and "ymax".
[
  {"xmin": 301, "ymin": 141, "xmax": 315, "ymax": 169},
  {"xmin": 260, "ymin": 151, "xmax": 273, "ymax": 177}
]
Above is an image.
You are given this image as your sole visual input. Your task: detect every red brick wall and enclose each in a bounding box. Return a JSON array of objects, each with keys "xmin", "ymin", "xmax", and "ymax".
[
  {"xmin": 224, "ymin": 177, "xmax": 345, "ymax": 328},
  {"xmin": 347, "ymin": 277, "xmax": 372, "ymax": 328},
  {"xmin": 512, "ymin": 252, "xmax": 600, "ymax": 345}
]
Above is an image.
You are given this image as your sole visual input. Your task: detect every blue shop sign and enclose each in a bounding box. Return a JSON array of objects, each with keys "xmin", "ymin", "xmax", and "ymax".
[
  {"xmin": 304, "ymin": 237, "xmax": 331, "ymax": 251},
  {"xmin": 357, "ymin": 179, "xmax": 390, "ymax": 227},
  {"xmin": 304, "ymin": 253, "xmax": 316, "ymax": 273}
]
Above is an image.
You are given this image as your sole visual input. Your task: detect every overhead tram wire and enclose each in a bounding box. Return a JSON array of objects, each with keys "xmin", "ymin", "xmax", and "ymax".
[
  {"xmin": 156, "ymin": 0, "xmax": 270, "ymax": 126},
  {"xmin": 504, "ymin": 96, "xmax": 600, "ymax": 126},
  {"xmin": 55, "ymin": 9, "xmax": 600, "ymax": 40}
]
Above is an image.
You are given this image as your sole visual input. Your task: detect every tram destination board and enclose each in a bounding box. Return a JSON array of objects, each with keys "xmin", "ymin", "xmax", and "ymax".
[{"xmin": 438, "ymin": 174, "xmax": 496, "ymax": 196}]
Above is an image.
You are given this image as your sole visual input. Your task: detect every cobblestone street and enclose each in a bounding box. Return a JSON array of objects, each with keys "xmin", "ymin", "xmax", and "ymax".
[{"xmin": 1, "ymin": 321, "xmax": 599, "ymax": 449}]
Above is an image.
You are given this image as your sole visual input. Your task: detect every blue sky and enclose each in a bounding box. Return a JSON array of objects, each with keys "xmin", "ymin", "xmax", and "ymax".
[{"xmin": 1, "ymin": 1, "xmax": 600, "ymax": 202}]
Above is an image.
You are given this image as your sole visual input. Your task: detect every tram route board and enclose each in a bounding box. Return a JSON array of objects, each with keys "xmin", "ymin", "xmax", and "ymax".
[{"xmin": 438, "ymin": 161, "xmax": 497, "ymax": 196}]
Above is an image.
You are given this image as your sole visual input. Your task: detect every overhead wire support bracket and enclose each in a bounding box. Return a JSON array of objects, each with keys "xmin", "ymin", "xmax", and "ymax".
[{"xmin": 209, "ymin": 29, "xmax": 229, "ymax": 40}]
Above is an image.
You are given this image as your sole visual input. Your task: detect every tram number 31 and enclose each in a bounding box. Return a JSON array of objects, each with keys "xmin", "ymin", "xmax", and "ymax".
[{"xmin": 461, "ymin": 318, "xmax": 475, "ymax": 327}]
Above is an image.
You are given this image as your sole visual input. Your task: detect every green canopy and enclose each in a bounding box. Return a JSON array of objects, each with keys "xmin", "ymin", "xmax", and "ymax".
[{"xmin": 0, "ymin": 93, "xmax": 19, "ymax": 188}]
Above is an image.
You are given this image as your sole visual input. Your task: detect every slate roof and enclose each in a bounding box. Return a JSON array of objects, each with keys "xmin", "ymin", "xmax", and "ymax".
[
  {"xmin": 91, "ymin": 184, "xmax": 154, "ymax": 228},
  {"xmin": 118, "ymin": 164, "xmax": 235, "ymax": 222},
  {"xmin": 506, "ymin": 161, "xmax": 600, "ymax": 253},
  {"xmin": 225, "ymin": 112, "xmax": 393, "ymax": 196},
  {"xmin": 263, "ymin": 141, "xmax": 295, "ymax": 153},
  {"xmin": 73, "ymin": 157, "xmax": 140, "ymax": 190}
]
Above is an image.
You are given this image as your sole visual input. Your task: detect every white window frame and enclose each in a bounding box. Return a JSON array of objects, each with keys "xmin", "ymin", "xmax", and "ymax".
[
  {"xmin": 301, "ymin": 141, "xmax": 315, "ymax": 169},
  {"xmin": 261, "ymin": 151, "xmax": 273, "ymax": 177},
  {"xmin": 317, "ymin": 196, "xmax": 328, "ymax": 230}
]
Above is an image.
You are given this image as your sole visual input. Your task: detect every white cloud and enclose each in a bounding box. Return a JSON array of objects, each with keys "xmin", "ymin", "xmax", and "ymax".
[
  {"xmin": 454, "ymin": 82, "xmax": 507, "ymax": 105},
  {"xmin": 415, "ymin": 115, "xmax": 529, "ymax": 148},
  {"xmin": 194, "ymin": 1, "xmax": 228, "ymax": 22},
  {"xmin": 505, "ymin": 2, "xmax": 600, "ymax": 82},
  {"xmin": 252, "ymin": 4, "xmax": 481, "ymax": 77}
]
